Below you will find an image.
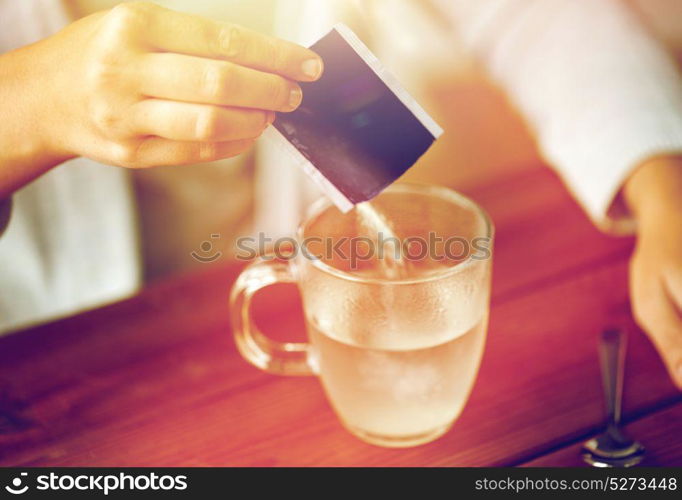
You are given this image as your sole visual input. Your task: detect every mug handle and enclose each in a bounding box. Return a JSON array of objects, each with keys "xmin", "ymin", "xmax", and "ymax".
[{"xmin": 229, "ymin": 256, "xmax": 315, "ymax": 376}]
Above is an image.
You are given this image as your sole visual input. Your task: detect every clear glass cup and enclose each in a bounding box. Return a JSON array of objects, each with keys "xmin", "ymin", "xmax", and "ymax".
[{"xmin": 230, "ymin": 183, "xmax": 494, "ymax": 447}]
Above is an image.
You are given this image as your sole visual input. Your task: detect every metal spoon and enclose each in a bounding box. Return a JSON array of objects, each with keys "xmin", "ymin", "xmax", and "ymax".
[{"xmin": 582, "ymin": 328, "xmax": 645, "ymax": 467}]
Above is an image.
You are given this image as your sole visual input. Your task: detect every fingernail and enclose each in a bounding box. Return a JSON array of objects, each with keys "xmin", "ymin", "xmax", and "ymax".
[
  {"xmin": 302, "ymin": 58, "xmax": 323, "ymax": 79},
  {"xmin": 289, "ymin": 87, "xmax": 303, "ymax": 110}
]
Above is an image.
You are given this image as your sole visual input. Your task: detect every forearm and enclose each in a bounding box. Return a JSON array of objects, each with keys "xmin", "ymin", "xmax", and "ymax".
[{"xmin": 0, "ymin": 42, "xmax": 73, "ymax": 198}]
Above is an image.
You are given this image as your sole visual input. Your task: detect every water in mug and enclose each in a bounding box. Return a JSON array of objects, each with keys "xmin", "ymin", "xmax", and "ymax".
[
  {"xmin": 308, "ymin": 311, "xmax": 487, "ymax": 441},
  {"xmin": 303, "ymin": 197, "xmax": 489, "ymax": 443}
]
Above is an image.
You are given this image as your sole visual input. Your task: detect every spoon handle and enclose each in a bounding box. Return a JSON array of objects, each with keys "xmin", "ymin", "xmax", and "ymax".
[{"xmin": 599, "ymin": 328, "xmax": 626, "ymax": 427}]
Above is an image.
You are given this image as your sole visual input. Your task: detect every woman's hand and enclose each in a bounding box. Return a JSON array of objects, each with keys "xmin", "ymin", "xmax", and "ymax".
[
  {"xmin": 624, "ymin": 156, "xmax": 682, "ymax": 389},
  {"xmin": 0, "ymin": 2, "xmax": 323, "ymax": 196}
]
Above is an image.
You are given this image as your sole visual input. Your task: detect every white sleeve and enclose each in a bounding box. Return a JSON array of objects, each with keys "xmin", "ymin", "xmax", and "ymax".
[{"xmin": 436, "ymin": 0, "xmax": 682, "ymax": 233}]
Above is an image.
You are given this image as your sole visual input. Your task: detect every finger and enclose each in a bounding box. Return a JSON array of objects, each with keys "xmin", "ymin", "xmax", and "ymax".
[
  {"xmin": 134, "ymin": 137, "xmax": 256, "ymax": 167},
  {"xmin": 130, "ymin": 99, "xmax": 274, "ymax": 142},
  {"xmin": 632, "ymin": 274, "xmax": 682, "ymax": 388},
  {"xmin": 138, "ymin": 4, "xmax": 323, "ymax": 81},
  {"xmin": 136, "ymin": 53, "xmax": 303, "ymax": 112}
]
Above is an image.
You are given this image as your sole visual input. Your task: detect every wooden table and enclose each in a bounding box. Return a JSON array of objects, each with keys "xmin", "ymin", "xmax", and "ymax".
[{"xmin": 1, "ymin": 164, "xmax": 680, "ymax": 467}]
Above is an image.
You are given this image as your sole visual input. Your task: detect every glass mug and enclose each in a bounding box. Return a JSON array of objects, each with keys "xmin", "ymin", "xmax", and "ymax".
[{"xmin": 230, "ymin": 184, "xmax": 493, "ymax": 447}]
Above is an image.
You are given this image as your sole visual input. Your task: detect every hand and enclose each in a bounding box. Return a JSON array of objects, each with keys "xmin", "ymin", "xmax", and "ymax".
[
  {"xmin": 1, "ymin": 1, "xmax": 322, "ymax": 185},
  {"xmin": 624, "ymin": 156, "xmax": 682, "ymax": 389}
]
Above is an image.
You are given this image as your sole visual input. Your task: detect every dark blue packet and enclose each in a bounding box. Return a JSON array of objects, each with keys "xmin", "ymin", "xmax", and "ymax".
[{"xmin": 265, "ymin": 24, "xmax": 443, "ymax": 212}]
